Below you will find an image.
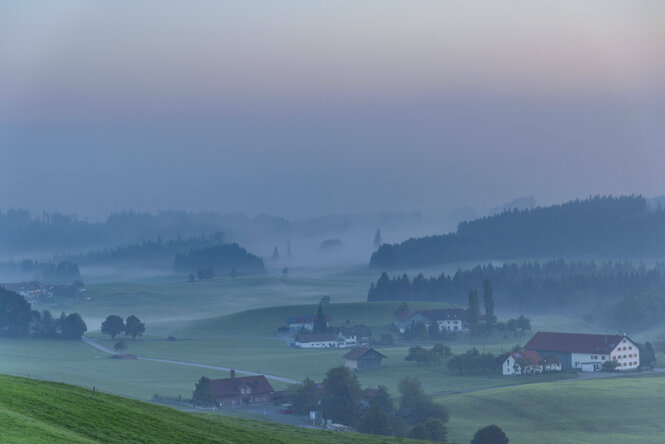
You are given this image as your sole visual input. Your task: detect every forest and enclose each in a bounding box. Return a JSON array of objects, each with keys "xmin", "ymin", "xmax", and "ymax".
[
  {"xmin": 62, "ymin": 232, "xmax": 226, "ymax": 267},
  {"xmin": 173, "ymin": 244, "xmax": 265, "ymax": 275},
  {"xmin": 370, "ymin": 195, "xmax": 665, "ymax": 269},
  {"xmin": 367, "ymin": 259, "xmax": 665, "ymax": 315}
]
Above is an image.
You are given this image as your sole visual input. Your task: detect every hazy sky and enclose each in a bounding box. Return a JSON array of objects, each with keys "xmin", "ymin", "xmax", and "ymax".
[{"xmin": 1, "ymin": 1, "xmax": 664, "ymax": 219}]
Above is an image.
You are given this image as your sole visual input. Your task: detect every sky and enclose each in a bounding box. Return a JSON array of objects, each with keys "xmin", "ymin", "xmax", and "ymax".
[{"xmin": 1, "ymin": 1, "xmax": 664, "ymax": 219}]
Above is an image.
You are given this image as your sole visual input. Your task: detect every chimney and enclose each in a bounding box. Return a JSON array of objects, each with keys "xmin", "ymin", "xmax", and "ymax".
[{"xmin": 230, "ymin": 369, "xmax": 235, "ymax": 379}]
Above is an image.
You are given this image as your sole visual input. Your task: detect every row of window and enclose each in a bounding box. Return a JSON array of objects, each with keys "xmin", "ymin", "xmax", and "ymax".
[
  {"xmin": 220, "ymin": 396, "xmax": 268, "ymax": 406},
  {"xmin": 612, "ymin": 354, "xmax": 636, "ymax": 361}
]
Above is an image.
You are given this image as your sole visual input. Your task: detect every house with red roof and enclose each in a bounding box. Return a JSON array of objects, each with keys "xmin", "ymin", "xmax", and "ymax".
[
  {"xmin": 524, "ymin": 332, "xmax": 639, "ymax": 372},
  {"xmin": 210, "ymin": 370, "xmax": 275, "ymax": 406}
]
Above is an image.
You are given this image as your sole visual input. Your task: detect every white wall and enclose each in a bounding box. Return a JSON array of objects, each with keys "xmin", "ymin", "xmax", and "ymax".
[{"xmin": 610, "ymin": 337, "xmax": 640, "ymax": 370}]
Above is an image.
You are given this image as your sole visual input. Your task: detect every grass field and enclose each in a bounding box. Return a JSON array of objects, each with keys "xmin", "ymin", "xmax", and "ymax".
[
  {"xmin": 440, "ymin": 373, "xmax": 665, "ymax": 444},
  {"xmin": 0, "ymin": 374, "xmax": 422, "ymax": 444}
]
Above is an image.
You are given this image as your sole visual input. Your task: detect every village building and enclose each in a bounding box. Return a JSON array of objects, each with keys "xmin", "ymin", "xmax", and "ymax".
[
  {"xmin": 210, "ymin": 371, "xmax": 274, "ymax": 406},
  {"xmin": 286, "ymin": 314, "xmax": 331, "ymax": 333},
  {"xmin": 524, "ymin": 332, "xmax": 640, "ymax": 372},
  {"xmin": 502, "ymin": 350, "xmax": 561, "ymax": 375},
  {"xmin": 1, "ymin": 281, "xmax": 46, "ymax": 300},
  {"xmin": 420, "ymin": 309, "xmax": 465, "ymax": 332},
  {"xmin": 294, "ymin": 332, "xmax": 339, "ymax": 348},
  {"xmin": 342, "ymin": 346, "xmax": 387, "ymax": 371},
  {"xmin": 394, "ymin": 308, "xmax": 466, "ymax": 333},
  {"xmin": 339, "ymin": 325, "xmax": 372, "ymax": 346}
]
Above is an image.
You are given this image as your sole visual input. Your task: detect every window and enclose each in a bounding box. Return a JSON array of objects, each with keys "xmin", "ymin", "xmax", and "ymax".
[
  {"xmin": 602, "ymin": 356, "xmax": 606, "ymax": 360},
  {"xmin": 629, "ymin": 346, "xmax": 632, "ymax": 350}
]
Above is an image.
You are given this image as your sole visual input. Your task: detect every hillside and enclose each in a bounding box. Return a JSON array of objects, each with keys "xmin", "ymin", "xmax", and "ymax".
[
  {"xmin": 370, "ymin": 195, "xmax": 665, "ymax": 269},
  {"xmin": 441, "ymin": 373, "xmax": 665, "ymax": 444},
  {"xmin": 0, "ymin": 374, "xmax": 419, "ymax": 444}
]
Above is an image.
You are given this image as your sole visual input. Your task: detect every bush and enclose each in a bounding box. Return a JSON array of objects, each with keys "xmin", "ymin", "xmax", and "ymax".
[{"xmin": 471, "ymin": 424, "xmax": 509, "ymax": 444}]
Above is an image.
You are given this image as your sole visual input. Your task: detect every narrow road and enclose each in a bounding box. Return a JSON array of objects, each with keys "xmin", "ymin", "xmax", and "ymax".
[{"xmin": 81, "ymin": 336, "xmax": 301, "ymax": 385}]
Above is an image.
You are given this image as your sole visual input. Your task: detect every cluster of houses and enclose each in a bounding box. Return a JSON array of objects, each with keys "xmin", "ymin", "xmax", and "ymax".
[
  {"xmin": 0, "ymin": 281, "xmax": 88, "ymax": 302},
  {"xmin": 503, "ymin": 332, "xmax": 640, "ymax": 375},
  {"xmin": 280, "ymin": 314, "xmax": 373, "ymax": 349}
]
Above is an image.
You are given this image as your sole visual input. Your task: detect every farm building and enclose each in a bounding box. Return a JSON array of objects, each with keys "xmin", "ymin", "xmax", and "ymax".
[
  {"xmin": 294, "ymin": 332, "xmax": 339, "ymax": 348},
  {"xmin": 343, "ymin": 346, "xmax": 387, "ymax": 371},
  {"xmin": 210, "ymin": 371, "xmax": 274, "ymax": 406},
  {"xmin": 394, "ymin": 308, "xmax": 466, "ymax": 333},
  {"xmin": 286, "ymin": 314, "xmax": 331, "ymax": 333},
  {"xmin": 339, "ymin": 325, "xmax": 372, "ymax": 346},
  {"xmin": 524, "ymin": 332, "xmax": 640, "ymax": 372},
  {"xmin": 502, "ymin": 350, "xmax": 561, "ymax": 375}
]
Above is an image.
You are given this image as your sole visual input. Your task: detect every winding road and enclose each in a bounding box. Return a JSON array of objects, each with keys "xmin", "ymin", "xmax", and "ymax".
[{"xmin": 81, "ymin": 336, "xmax": 301, "ymax": 385}]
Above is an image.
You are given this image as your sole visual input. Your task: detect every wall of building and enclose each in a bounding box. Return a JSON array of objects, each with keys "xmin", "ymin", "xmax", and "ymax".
[{"xmin": 610, "ymin": 338, "xmax": 640, "ymax": 370}]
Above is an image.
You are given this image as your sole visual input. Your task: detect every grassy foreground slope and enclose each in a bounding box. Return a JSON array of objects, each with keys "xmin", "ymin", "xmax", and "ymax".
[
  {"xmin": 442, "ymin": 373, "xmax": 665, "ymax": 444},
  {"xmin": 0, "ymin": 375, "xmax": 418, "ymax": 444}
]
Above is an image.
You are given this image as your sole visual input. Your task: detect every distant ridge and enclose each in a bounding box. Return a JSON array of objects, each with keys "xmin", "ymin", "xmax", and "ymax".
[{"xmin": 370, "ymin": 195, "xmax": 665, "ymax": 269}]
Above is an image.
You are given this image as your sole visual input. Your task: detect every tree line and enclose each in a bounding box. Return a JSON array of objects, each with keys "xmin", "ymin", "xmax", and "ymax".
[
  {"xmin": 174, "ymin": 244, "xmax": 265, "ymax": 275},
  {"xmin": 370, "ymin": 195, "xmax": 665, "ymax": 269},
  {"xmin": 62, "ymin": 232, "xmax": 225, "ymax": 267},
  {"xmin": 0, "ymin": 287, "xmax": 86, "ymax": 339},
  {"xmin": 368, "ymin": 259, "xmax": 665, "ymax": 312}
]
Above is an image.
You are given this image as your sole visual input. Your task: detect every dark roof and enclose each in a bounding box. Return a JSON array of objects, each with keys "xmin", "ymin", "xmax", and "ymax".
[
  {"xmin": 287, "ymin": 314, "xmax": 331, "ymax": 324},
  {"xmin": 342, "ymin": 346, "xmax": 387, "ymax": 361},
  {"xmin": 509, "ymin": 350, "xmax": 542, "ymax": 365},
  {"xmin": 295, "ymin": 332, "xmax": 337, "ymax": 343},
  {"xmin": 420, "ymin": 308, "xmax": 466, "ymax": 321},
  {"xmin": 210, "ymin": 375, "xmax": 274, "ymax": 398},
  {"xmin": 341, "ymin": 325, "xmax": 372, "ymax": 338},
  {"xmin": 524, "ymin": 332, "xmax": 626, "ymax": 355}
]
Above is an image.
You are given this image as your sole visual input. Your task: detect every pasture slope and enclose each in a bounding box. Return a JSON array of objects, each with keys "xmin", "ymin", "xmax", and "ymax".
[
  {"xmin": 441, "ymin": 373, "xmax": 665, "ymax": 444},
  {"xmin": 0, "ymin": 374, "xmax": 421, "ymax": 444}
]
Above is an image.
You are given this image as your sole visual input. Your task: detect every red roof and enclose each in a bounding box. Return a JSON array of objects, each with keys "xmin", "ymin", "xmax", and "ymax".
[
  {"xmin": 510, "ymin": 350, "xmax": 542, "ymax": 365},
  {"xmin": 342, "ymin": 346, "xmax": 387, "ymax": 361},
  {"xmin": 524, "ymin": 332, "xmax": 625, "ymax": 355},
  {"xmin": 210, "ymin": 375, "xmax": 274, "ymax": 399}
]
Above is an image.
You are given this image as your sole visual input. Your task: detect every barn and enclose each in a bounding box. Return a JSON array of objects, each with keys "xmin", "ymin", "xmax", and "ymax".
[{"xmin": 343, "ymin": 346, "xmax": 387, "ymax": 371}]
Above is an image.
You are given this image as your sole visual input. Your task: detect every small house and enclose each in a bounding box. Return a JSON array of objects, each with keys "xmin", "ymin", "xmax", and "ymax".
[
  {"xmin": 503, "ymin": 351, "xmax": 543, "ymax": 375},
  {"xmin": 340, "ymin": 325, "xmax": 372, "ymax": 347},
  {"xmin": 343, "ymin": 346, "xmax": 387, "ymax": 371},
  {"xmin": 210, "ymin": 371, "xmax": 274, "ymax": 406}
]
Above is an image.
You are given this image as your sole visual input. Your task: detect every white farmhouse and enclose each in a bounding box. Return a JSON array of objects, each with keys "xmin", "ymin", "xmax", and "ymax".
[{"xmin": 524, "ymin": 332, "xmax": 639, "ymax": 372}]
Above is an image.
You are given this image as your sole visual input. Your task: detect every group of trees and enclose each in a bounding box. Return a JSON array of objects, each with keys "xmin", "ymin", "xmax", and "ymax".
[
  {"xmin": 613, "ymin": 288, "xmax": 665, "ymax": 331},
  {"xmin": 288, "ymin": 367, "xmax": 449, "ymax": 440},
  {"xmin": 0, "ymin": 287, "xmax": 86, "ymax": 339},
  {"xmin": 368, "ymin": 259, "xmax": 665, "ymax": 313},
  {"xmin": 447, "ymin": 349, "xmax": 508, "ymax": 375},
  {"xmin": 405, "ymin": 343, "xmax": 451, "ymax": 365},
  {"xmin": 371, "ymin": 195, "xmax": 665, "ymax": 269},
  {"xmin": 101, "ymin": 315, "xmax": 145, "ymax": 339},
  {"xmin": 18, "ymin": 259, "xmax": 81, "ymax": 282},
  {"xmin": 67, "ymin": 232, "xmax": 225, "ymax": 267},
  {"xmin": 173, "ymin": 244, "xmax": 265, "ymax": 275}
]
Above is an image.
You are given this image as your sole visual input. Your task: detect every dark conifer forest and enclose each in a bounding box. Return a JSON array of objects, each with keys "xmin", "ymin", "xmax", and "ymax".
[{"xmin": 370, "ymin": 196, "xmax": 665, "ymax": 269}]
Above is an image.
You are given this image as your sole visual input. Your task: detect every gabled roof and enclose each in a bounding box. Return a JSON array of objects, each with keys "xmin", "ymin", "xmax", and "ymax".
[
  {"xmin": 210, "ymin": 375, "xmax": 274, "ymax": 398},
  {"xmin": 342, "ymin": 346, "xmax": 387, "ymax": 361},
  {"xmin": 420, "ymin": 308, "xmax": 466, "ymax": 321},
  {"xmin": 509, "ymin": 350, "xmax": 542, "ymax": 365},
  {"xmin": 524, "ymin": 332, "xmax": 627, "ymax": 355}
]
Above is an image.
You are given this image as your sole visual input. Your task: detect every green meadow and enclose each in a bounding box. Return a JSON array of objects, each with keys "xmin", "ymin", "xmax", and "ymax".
[
  {"xmin": 0, "ymin": 374, "xmax": 421, "ymax": 444},
  {"xmin": 440, "ymin": 373, "xmax": 665, "ymax": 444}
]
